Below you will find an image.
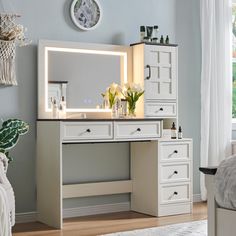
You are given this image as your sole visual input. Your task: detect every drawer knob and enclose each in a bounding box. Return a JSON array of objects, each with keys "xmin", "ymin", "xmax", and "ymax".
[
  {"xmin": 137, "ymin": 128, "xmax": 141, "ymax": 132},
  {"xmin": 174, "ymin": 150, "xmax": 178, "ymax": 154},
  {"xmin": 159, "ymin": 108, "xmax": 164, "ymax": 111},
  {"xmin": 174, "ymin": 171, "xmax": 178, "ymax": 175},
  {"xmin": 86, "ymin": 129, "xmax": 91, "ymax": 133},
  {"xmin": 174, "ymin": 191, "xmax": 178, "ymax": 195}
]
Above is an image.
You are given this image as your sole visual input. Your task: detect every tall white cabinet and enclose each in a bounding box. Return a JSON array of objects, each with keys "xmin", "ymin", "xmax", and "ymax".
[
  {"xmin": 130, "ymin": 42, "xmax": 192, "ymax": 216},
  {"xmin": 132, "ymin": 43, "xmax": 178, "ymax": 123}
]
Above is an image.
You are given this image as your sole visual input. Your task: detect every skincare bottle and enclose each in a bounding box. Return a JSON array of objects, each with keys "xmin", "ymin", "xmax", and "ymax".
[
  {"xmin": 152, "ymin": 25, "xmax": 159, "ymax": 40},
  {"xmin": 171, "ymin": 122, "xmax": 177, "ymax": 139},
  {"xmin": 59, "ymin": 96, "xmax": 66, "ymax": 118},
  {"xmin": 165, "ymin": 35, "xmax": 169, "ymax": 44},
  {"xmin": 140, "ymin": 26, "xmax": 146, "ymax": 42},
  {"xmin": 160, "ymin": 35, "xmax": 164, "ymax": 44},
  {"xmin": 146, "ymin": 26, "xmax": 153, "ymax": 41},
  {"xmin": 52, "ymin": 98, "xmax": 58, "ymax": 119},
  {"xmin": 178, "ymin": 126, "xmax": 183, "ymax": 139}
]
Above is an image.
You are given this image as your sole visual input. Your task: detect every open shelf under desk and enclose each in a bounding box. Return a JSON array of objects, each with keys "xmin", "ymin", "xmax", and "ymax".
[{"xmin": 63, "ymin": 180, "xmax": 132, "ymax": 199}]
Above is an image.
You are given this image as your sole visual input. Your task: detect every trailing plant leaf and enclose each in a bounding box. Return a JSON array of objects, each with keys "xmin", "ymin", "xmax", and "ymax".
[{"xmin": 0, "ymin": 118, "xmax": 29, "ymax": 163}]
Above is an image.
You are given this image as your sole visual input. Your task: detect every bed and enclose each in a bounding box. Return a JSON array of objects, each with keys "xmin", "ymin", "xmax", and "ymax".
[{"xmin": 200, "ymin": 161, "xmax": 236, "ymax": 236}]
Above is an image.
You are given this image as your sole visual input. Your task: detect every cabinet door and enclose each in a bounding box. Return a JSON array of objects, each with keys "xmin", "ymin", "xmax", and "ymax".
[{"xmin": 144, "ymin": 45, "xmax": 177, "ymax": 100}]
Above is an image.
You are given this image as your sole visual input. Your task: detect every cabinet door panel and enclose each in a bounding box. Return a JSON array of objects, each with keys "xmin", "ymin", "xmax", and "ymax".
[{"xmin": 145, "ymin": 45, "xmax": 177, "ymax": 100}]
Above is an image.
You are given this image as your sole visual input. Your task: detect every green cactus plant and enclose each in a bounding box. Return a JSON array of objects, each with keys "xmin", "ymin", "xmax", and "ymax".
[{"xmin": 0, "ymin": 119, "xmax": 29, "ymax": 162}]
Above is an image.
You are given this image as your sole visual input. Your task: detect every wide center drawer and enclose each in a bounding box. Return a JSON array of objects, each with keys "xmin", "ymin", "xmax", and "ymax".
[
  {"xmin": 160, "ymin": 141, "xmax": 191, "ymax": 162},
  {"xmin": 160, "ymin": 163, "xmax": 190, "ymax": 183},
  {"xmin": 114, "ymin": 121, "xmax": 161, "ymax": 140},
  {"xmin": 62, "ymin": 122, "xmax": 113, "ymax": 141},
  {"xmin": 145, "ymin": 103, "xmax": 176, "ymax": 117},
  {"xmin": 160, "ymin": 183, "xmax": 190, "ymax": 204}
]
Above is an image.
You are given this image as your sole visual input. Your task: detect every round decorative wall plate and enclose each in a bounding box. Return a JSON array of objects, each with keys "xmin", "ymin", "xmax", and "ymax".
[{"xmin": 70, "ymin": 0, "xmax": 102, "ymax": 31}]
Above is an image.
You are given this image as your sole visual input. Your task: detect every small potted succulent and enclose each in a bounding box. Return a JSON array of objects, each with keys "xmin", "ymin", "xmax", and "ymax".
[{"xmin": 0, "ymin": 119, "xmax": 29, "ymax": 164}]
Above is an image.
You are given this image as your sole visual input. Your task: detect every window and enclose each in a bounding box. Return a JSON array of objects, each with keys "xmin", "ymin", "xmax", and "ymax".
[{"xmin": 233, "ymin": 4, "xmax": 236, "ymax": 119}]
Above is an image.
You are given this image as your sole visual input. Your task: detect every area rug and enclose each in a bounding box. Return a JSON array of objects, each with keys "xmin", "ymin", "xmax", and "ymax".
[{"xmin": 103, "ymin": 220, "xmax": 207, "ymax": 236}]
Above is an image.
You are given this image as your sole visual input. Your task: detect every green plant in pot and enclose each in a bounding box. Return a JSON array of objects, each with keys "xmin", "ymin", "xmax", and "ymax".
[{"xmin": 0, "ymin": 119, "xmax": 29, "ymax": 163}]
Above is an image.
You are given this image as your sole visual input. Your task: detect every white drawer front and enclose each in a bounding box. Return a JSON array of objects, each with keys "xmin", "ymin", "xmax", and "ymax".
[
  {"xmin": 115, "ymin": 121, "xmax": 161, "ymax": 140},
  {"xmin": 62, "ymin": 122, "xmax": 113, "ymax": 141},
  {"xmin": 145, "ymin": 103, "xmax": 176, "ymax": 117},
  {"xmin": 160, "ymin": 183, "xmax": 190, "ymax": 204},
  {"xmin": 160, "ymin": 142, "xmax": 190, "ymax": 162},
  {"xmin": 160, "ymin": 163, "xmax": 190, "ymax": 183}
]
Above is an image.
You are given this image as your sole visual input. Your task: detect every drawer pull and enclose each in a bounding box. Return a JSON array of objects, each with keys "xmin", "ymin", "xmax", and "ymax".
[
  {"xmin": 174, "ymin": 150, "xmax": 178, "ymax": 154},
  {"xmin": 159, "ymin": 108, "xmax": 164, "ymax": 111},
  {"xmin": 174, "ymin": 191, "xmax": 178, "ymax": 195},
  {"xmin": 137, "ymin": 128, "xmax": 141, "ymax": 132},
  {"xmin": 86, "ymin": 129, "xmax": 91, "ymax": 133},
  {"xmin": 174, "ymin": 171, "xmax": 178, "ymax": 175}
]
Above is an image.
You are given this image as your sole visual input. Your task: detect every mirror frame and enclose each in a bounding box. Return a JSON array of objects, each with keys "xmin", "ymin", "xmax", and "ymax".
[{"xmin": 38, "ymin": 40, "xmax": 132, "ymax": 119}]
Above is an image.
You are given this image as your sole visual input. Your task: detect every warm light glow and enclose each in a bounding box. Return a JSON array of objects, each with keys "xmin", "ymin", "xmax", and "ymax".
[{"xmin": 44, "ymin": 46, "xmax": 128, "ymax": 113}]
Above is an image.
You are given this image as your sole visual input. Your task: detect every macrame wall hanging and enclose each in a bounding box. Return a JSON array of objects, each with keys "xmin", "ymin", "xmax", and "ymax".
[{"xmin": 0, "ymin": 0, "xmax": 29, "ymax": 86}]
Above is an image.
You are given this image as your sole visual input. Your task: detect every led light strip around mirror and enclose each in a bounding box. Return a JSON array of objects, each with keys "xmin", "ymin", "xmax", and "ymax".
[{"xmin": 38, "ymin": 40, "xmax": 131, "ymax": 118}]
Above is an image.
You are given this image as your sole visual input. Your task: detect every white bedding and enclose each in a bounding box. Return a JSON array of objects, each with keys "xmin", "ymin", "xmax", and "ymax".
[
  {"xmin": 0, "ymin": 185, "xmax": 11, "ymax": 236},
  {"xmin": 215, "ymin": 155, "xmax": 236, "ymax": 210}
]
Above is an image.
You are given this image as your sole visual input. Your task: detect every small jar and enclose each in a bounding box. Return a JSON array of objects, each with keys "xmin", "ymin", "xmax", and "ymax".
[
  {"xmin": 152, "ymin": 37, "xmax": 158, "ymax": 43},
  {"xmin": 143, "ymin": 36, "xmax": 151, "ymax": 42}
]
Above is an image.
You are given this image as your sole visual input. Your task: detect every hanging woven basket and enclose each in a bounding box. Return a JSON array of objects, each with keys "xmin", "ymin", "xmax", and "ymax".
[
  {"xmin": 0, "ymin": 39, "xmax": 16, "ymax": 86},
  {"xmin": 0, "ymin": 13, "xmax": 19, "ymax": 86}
]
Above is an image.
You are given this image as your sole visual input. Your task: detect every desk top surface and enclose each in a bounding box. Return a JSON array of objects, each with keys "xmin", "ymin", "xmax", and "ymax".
[{"xmin": 37, "ymin": 118, "xmax": 163, "ymax": 122}]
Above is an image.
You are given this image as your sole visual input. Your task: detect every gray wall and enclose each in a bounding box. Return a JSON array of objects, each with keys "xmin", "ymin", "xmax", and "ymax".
[
  {"xmin": 176, "ymin": 0, "xmax": 201, "ymax": 195},
  {"xmin": 0, "ymin": 0, "xmax": 203, "ymax": 213}
]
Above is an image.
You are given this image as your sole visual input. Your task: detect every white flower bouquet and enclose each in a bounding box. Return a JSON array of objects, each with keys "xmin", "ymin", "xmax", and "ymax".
[
  {"xmin": 122, "ymin": 83, "xmax": 144, "ymax": 117},
  {"xmin": 101, "ymin": 83, "xmax": 122, "ymax": 109}
]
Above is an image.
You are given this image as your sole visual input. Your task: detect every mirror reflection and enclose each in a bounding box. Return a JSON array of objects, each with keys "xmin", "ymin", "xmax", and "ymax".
[{"xmin": 48, "ymin": 51, "xmax": 121, "ymax": 109}]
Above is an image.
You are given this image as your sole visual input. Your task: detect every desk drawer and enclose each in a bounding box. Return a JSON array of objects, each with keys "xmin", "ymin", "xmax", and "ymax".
[
  {"xmin": 62, "ymin": 122, "xmax": 113, "ymax": 141},
  {"xmin": 145, "ymin": 103, "xmax": 176, "ymax": 117},
  {"xmin": 160, "ymin": 183, "xmax": 190, "ymax": 204},
  {"xmin": 114, "ymin": 121, "xmax": 161, "ymax": 140},
  {"xmin": 160, "ymin": 142, "xmax": 191, "ymax": 162},
  {"xmin": 160, "ymin": 163, "xmax": 190, "ymax": 183}
]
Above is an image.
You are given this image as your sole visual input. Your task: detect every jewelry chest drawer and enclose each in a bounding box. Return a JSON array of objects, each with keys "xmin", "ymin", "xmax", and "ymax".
[
  {"xmin": 145, "ymin": 102, "xmax": 176, "ymax": 117},
  {"xmin": 62, "ymin": 122, "xmax": 113, "ymax": 141}
]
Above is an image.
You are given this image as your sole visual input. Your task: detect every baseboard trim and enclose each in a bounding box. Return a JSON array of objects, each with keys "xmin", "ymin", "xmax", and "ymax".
[
  {"xmin": 16, "ymin": 195, "xmax": 203, "ymax": 223},
  {"xmin": 16, "ymin": 202, "xmax": 130, "ymax": 224},
  {"xmin": 63, "ymin": 202, "xmax": 130, "ymax": 218},
  {"xmin": 193, "ymin": 194, "xmax": 202, "ymax": 203},
  {"xmin": 15, "ymin": 212, "xmax": 37, "ymax": 224}
]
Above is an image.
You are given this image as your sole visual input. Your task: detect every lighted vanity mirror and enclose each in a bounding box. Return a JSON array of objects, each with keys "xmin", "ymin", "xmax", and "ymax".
[{"xmin": 38, "ymin": 40, "xmax": 132, "ymax": 119}]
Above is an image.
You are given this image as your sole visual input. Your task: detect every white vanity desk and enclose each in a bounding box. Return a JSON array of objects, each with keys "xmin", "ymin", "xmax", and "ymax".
[
  {"xmin": 37, "ymin": 118, "xmax": 192, "ymax": 229},
  {"xmin": 37, "ymin": 40, "xmax": 192, "ymax": 229}
]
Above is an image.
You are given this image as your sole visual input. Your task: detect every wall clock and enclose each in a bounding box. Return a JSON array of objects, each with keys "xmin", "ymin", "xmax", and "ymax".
[{"xmin": 70, "ymin": 0, "xmax": 102, "ymax": 31}]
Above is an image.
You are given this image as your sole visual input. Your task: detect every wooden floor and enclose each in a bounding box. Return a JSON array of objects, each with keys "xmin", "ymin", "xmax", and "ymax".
[{"xmin": 13, "ymin": 202, "xmax": 207, "ymax": 236}]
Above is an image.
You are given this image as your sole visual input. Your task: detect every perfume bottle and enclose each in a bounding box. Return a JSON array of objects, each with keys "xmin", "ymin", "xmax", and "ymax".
[{"xmin": 178, "ymin": 126, "xmax": 183, "ymax": 139}]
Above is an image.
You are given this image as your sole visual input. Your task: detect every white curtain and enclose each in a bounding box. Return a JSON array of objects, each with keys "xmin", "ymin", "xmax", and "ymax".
[{"xmin": 200, "ymin": 0, "xmax": 232, "ymax": 200}]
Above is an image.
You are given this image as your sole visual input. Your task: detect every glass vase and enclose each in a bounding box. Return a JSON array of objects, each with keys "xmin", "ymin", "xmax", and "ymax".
[{"xmin": 128, "ymin": 102, "xmax": 136, "ymax": 118}]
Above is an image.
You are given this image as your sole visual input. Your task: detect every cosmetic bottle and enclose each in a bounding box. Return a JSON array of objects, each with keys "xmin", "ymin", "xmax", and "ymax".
[
  {"xmin": 140, "ymin": 26, "xmax": 146, "ymax": 42},
  {"xmin": 146, "ymin": 26, "xmax": 153, "ymax": 41},
  {"xmin": 165, "ymin": 35, "xmax": 169, "ymax": 44},
  {"xmin": 178, "ymin": 126, "xmax": 183, "ymax": 139},
  {"xmin": 152, "ymin": 25, "xmax": 159, "ymax": 40},
  {"xmin": 171, "ymin": 122, "xmax": 177, "ymax": 139},
  {"xmin": 59, "ymin": 96, "xmax": 66, "ymax": 118},
  {"xmin": 160, "ymin": 35, "xmax": 164, "ymax": 44},
  {"xmin": 52, "ymin": 98, "xmax": 59, "ymax": 119}
]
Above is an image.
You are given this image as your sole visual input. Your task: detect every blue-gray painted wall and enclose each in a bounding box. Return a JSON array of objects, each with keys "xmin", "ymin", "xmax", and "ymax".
[{"xmin": 0, "ymin": 0, "xmax": 202, "ymax": 213}]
